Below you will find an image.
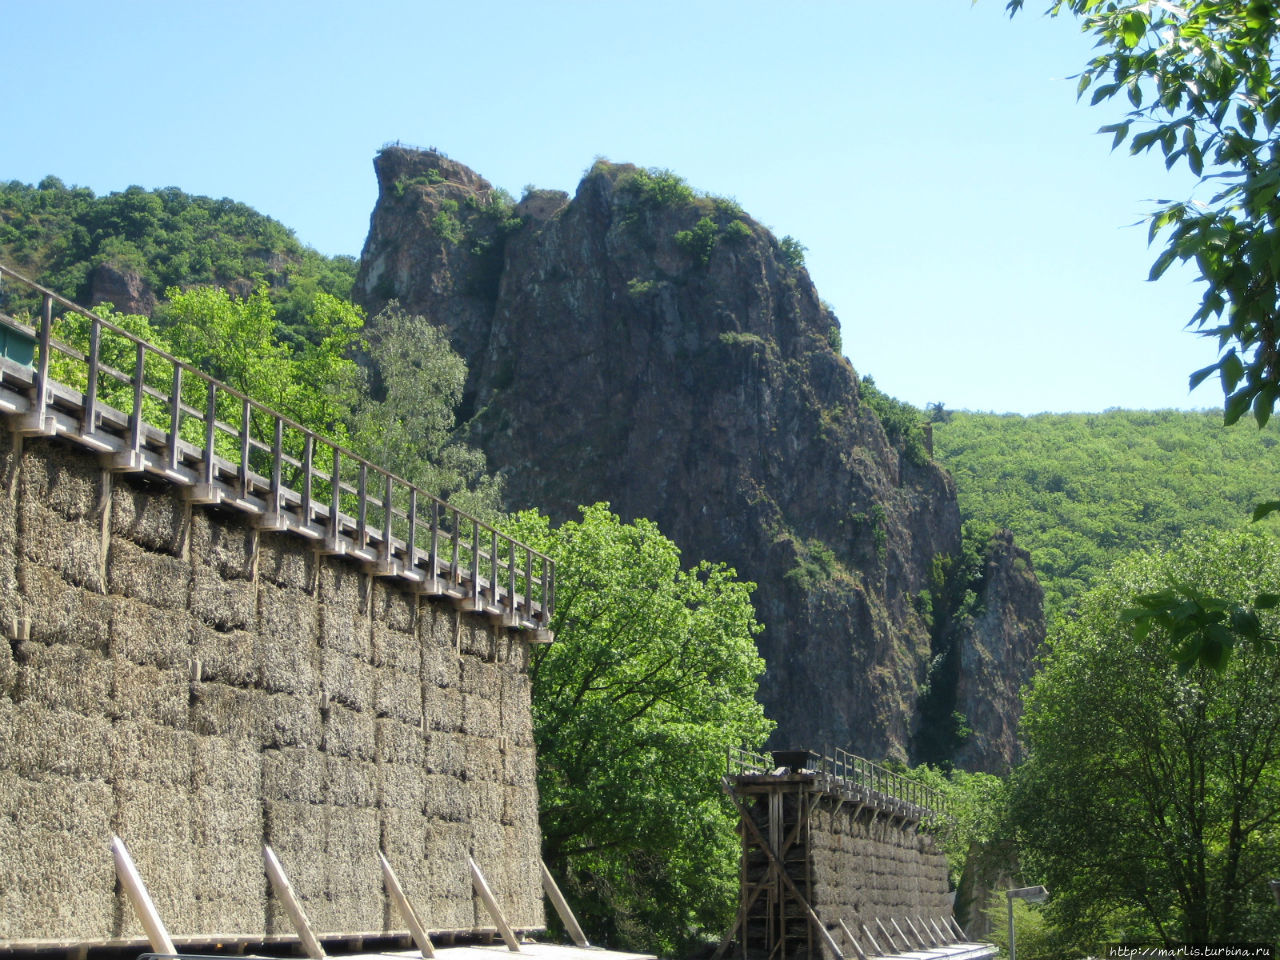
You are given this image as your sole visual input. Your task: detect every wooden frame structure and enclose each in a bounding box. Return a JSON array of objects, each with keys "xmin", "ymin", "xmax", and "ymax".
[{"xmin": 717, "ymin": 749, "xmax": 994, "ymax": 960}]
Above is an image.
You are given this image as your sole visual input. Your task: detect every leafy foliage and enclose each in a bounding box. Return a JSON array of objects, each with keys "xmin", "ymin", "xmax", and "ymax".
[
  {"xmin": 858, "ymin": 375, "xmax": 931, "ymax": 466},
  {"xmin": 161, "ymin": 283, "xmax": 364, "ymax": 446},
  {"xmin": 1008, "ymin": 1, "xmax": 1280, "ymax": 511},
  {"xmin": 1010, "ymin": 532, "xmax": 1280, "ymax": 947},
  {"xmin": 504, "ymin": 504, "xmax": 772, "ymax": 956},
  {"xmin": 674, "ymin": 216, "xmax": 720, "ymax": 266},
  {"xmin": 615, "ymin": 166, "xmax": 697, "ymax": 209},
  {"xmin": 933, "ymin": 409, "xmax": 1280, "ymax": 619},
  {"xmin": 0, "ymin": 177, "xmax": 356, "ymax": 332},
  {"xmin": 350, "ymin": 302, "xmax": 503, "ymax": 518},
  {"xmin": 778, "ymin": 235, "xmax": 807, "ymax": 268}
]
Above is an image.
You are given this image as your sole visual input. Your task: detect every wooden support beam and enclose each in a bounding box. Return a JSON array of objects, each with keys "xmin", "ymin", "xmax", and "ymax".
[
  {"xmin": 380, "ymin": 853, "xmax": 435, "ymax": 958},
  {"xmin": 914, "ymin": 917, "xmax": 937, "ymax": 948},
  {"xmin": 110, "ymin": 835, "xmax": 175, "ymax": 955},
  {"xmin": 539, "ymin": 860, "xmax": 589, "ymax": 948},
  {"xmin": 947, "ymin": 915, "xmax": 967, "ymax": 941},
  {"xmin": 723, "ymin": 787, "xmax": 845, "ymax": 960},
  {"xmin": 263, "ymin": 845, "xmax": 326, "ymax": 959},
  {"xmin": 891, "ymin": 918, "xmax": 916, "ymax": 949},
  {"xmin": 469, "ymin": 856, "xmax": 520, "ymax": 952},
  {"xmin": 839, "ymin": 919, "xmax": 870, "ymax": 960},
  {"xmin": 929, "ymin": 917, "xmax": 950, "ymax": 945},
  {"xmin": 876, "ymin": 919, "xmax": 899, "ymax": 952},
  {"xmin": 861, "ymin": 923, "xmax": 884, "ymax": 957}
]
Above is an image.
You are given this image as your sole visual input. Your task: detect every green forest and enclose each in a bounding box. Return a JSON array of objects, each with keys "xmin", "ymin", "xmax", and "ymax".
[{"xmin": 932, "ymin": 409, "xmax": 1280, "ymax": 619}]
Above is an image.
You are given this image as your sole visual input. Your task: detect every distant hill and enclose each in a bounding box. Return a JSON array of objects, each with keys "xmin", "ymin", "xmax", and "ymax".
[
  {"xmin": 0, "ymin": 176, "xmax": 356, "ymax": 340},
  {"xmin": 932, "ymin": 409, "xmax": 1280, "ymax": 618}
]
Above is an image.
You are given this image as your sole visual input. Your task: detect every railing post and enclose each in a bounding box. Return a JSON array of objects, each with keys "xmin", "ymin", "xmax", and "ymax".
[
  {"xmin": 507, "ymin": 537, "xmax": 517, "ymax": 622},
  {"xmin": 328, "ymin": 447, "xmax": 342, "ymax": 549},
  {"xmin": 301, "ymin": 434, "xmax": 314, "ymax": 525},
  {"xmin": 381, "ymin": 473, "xmax": 394, "ymax": 558},
  {"xmin": 429, "ymin": 499, "xmax": 441, "ymax": 585},
  {"xmin": 491, "ymin": 527, "xmax": 500, "ymax": 607},
  {"xmin": 167, "ymin": 363, "xmax": 182, "ymax": 473},
  {"xmin": 406, "ymin": 488, "xmax": 418, "ymax": 572},
  {"xmin": 33, "ymin": 294, "xmax": 51, "ymax": 422},
  {"xmin": 470, "ymin": 518, "xmax": 481, "ymax": 610},
  {"xmin": 238, "ymin": 396, "xmax": 251, "ymax": 498},
  {"xmin": 269, "ymin": 415, "xmax": 284, "ymax": 518},
  {"xmin": 449, "ymin": 507, "xmax": 461, "ymax": 585},
  {"xmin": 83, "ymin": 316, "xmax": 101, "ymax": 437},
  {"xmin": 129, "ymin": 341, "xmax": 145, "ymax": 456},
  {"xmin": 541, "ymin": 557, "xmax": 550, "ymax": 627},
  {"xmin": 202, "ymin": 382, "xmax": 217, "ymax": 488},
  {"xmin": 356, "ymin": 461, "xmax": 368, "ymax": 549}
]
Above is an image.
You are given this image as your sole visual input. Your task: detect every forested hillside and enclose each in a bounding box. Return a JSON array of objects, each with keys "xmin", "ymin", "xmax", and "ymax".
[
  {"xmin": 0, "ymin": 177, "xmax": 356, "ymax": 338},
  {"xmin": 932, "ymin": 409, "xmax": 1280, "ymax": 617}
]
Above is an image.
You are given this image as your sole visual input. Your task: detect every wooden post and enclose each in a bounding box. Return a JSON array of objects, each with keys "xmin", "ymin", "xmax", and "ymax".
[
  {"xmin": 539, "ymin": 859, "xmax": 589, "ymax": 948},
  {"xmin": 379, "ymin": 852, "xmax": 435, "ymax": 958},
  {"xmin": 110, "ymin": 835, "xmax": 176, "ymax": 955},
  {"xmin": 838, "ymin": 920, "xmax": 869, "ymax": 960},
  {"xmin": 929, "ymin": 917, "xmax": 950, "ymax": 944},
  {"xmin": 469, "ymin": 857, "xmax": 521, "ymax": 952},
  {"xmin": 861, "ymin": 923, "xmax": 884, "ymax": 957},
  {"xmin": 263, "ymin": 845, "xmax": 326, "ymax": 959}
]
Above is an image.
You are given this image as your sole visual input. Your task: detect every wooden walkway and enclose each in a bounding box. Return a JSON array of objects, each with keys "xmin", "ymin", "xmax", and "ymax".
[{"xmin": 0, "ymin": 264, "xmax": 552, "ymax": 634}]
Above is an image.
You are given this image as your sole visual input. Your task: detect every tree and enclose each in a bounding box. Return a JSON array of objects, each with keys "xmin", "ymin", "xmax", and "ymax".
[
  {"xmin": 349, "ymin": 301, "xmax": 502, "ymax": 519},
  {"xmin": 503, "ymin": 504, "xmax": 773, "ymax": 956},
  {"xmin": 1009, "ymin": 532, "xmax": 1280, "ymax": 948},
  {"xmin": 161, "ymin": 283, "xmax": 365, "ymax": 448},
  {"xmin": 1008, "ymin": 0, "xmax": 1280, "ymax": 518}
]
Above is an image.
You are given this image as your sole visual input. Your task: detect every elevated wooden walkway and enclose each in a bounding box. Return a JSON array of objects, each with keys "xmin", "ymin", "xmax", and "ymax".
[{"xmin": 0, "ymin": 264, "xmax": 552, "ymax": 634}]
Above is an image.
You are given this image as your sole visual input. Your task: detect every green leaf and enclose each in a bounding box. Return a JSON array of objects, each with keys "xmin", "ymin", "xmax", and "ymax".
[
  {"xmin": 1253, "ymin": 384, "xmax": 1277, "ymax": 426},
  {"xmin": 1222, "ymin": 351, "xmax": 1245, "ymax": 391},
  {"xmin": 1188, "ymin": 362, "xmax": 1220, "ymax": 390},
  {"xmin": 1224, "ymin": 388, "xmax": 1253, "ymax": 425},
  {"xmin": 1121, "ymin": 11, "xmax": 1145, "ymax": 48}
]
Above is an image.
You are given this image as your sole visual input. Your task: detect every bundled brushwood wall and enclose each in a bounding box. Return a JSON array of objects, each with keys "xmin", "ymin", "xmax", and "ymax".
[
  {"xmin": 0, "ymin": 435, "xmax": 544, "ymax": 945},
  {"xmin": 807, "ymin": 798, "xmax": 952, "ymax": 931}
]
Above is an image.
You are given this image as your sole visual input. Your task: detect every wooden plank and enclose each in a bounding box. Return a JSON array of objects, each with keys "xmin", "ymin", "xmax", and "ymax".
[
  {"xmin": 469, "ymin": 856, "xmax": 521, "ymax": 952},
  {"xmin": 263, "ymin": 844, "xmax": 326, "ymax": 959},
  {"xmin": 539, "ymin": 860, "xmax": 589, "ymax": 949},
  {"xmin": 380, "ymin": 852, "xmax": 435, "ymax": 958},
  {"xmin": 110, "ymin": 835, "xmax": 175, "ymax": 955}
]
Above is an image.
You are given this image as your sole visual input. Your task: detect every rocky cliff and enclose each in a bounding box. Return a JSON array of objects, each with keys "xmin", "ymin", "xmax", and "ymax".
[{"xmin": 355, "ymin": 146, "xmax": 1042, "ymax": 770}]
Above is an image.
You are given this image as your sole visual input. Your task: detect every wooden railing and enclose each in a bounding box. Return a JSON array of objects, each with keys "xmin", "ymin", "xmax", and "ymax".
[
  {"xmin": 0, "ymin": 264, "xmax": 553, "ymax": 633},
  {"xmin": 726, "ymin": 746, "xmax": 952, "ymax": 824}
]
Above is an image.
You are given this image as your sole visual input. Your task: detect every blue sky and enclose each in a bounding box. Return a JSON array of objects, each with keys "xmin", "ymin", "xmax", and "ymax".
[{"xmin": 0, "ymin": 1, "xmax": 1220, "ymax": 415}]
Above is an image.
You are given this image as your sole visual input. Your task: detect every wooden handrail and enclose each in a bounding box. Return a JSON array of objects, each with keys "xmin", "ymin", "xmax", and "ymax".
[{"xmin": 0, "ymin": 263, "xmax": 554, "ymax": 631}]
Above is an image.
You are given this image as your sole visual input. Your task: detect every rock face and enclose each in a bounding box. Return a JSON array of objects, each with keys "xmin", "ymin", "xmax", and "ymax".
[
  {"xmin": 88, "ymin": 262, "xmax": 156, "ymax": 316},
  {"xmin": 355, "ymin": 147, "xmax": 1043, "ymax": 769}
]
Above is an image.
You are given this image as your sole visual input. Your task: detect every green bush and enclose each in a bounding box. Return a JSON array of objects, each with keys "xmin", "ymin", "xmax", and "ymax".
[
  {"xmin": 724, "ymin": 219, "xmax": 752, "ymax": 243},
  {"xmin": 618, "ymin": 167, "xmax": 696, "ymax": 209},
  {"xmin": 674, "ymin": 216, "xmax": 719, "ymax": 266},
  {"xmin": 779, "ymin": 235, "xmax": 807, "ymax": 268}
]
